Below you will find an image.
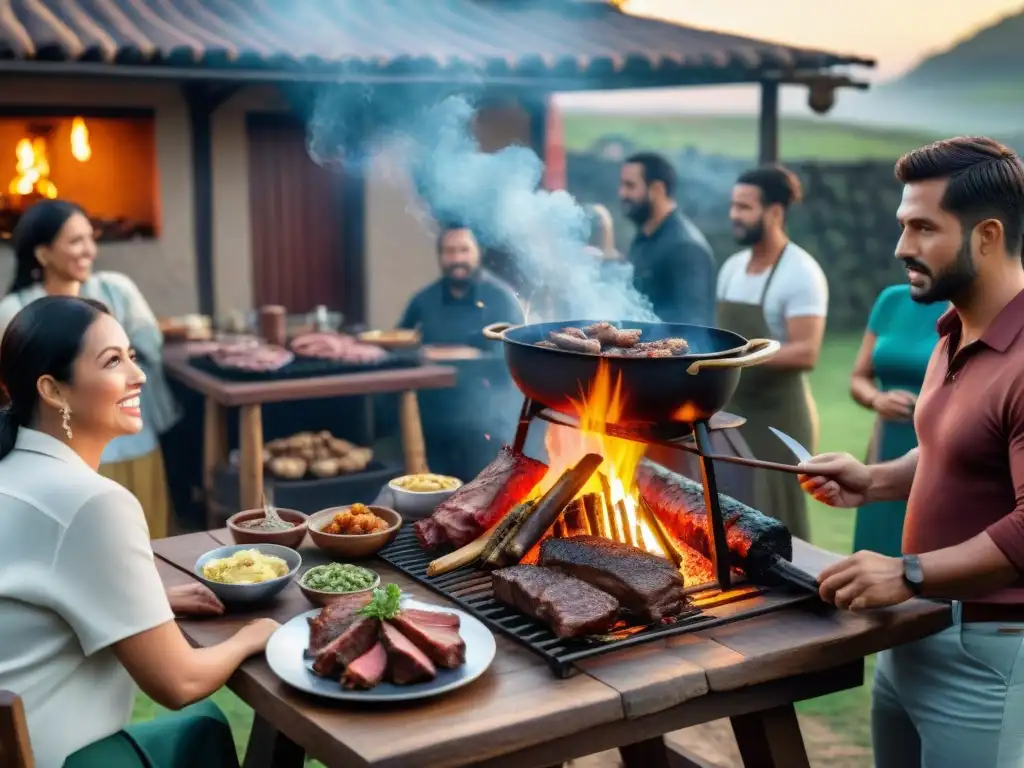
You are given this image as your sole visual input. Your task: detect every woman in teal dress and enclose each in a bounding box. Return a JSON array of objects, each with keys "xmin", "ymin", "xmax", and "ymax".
[{"xmin": 848, "ymin": 284, "xmax": 947, "ymax": 556}]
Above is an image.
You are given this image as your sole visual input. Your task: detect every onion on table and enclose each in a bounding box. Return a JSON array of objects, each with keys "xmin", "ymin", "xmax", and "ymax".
[{"xmin": 537, "ymin": 321, "xmax": 689, "ymax": 358}]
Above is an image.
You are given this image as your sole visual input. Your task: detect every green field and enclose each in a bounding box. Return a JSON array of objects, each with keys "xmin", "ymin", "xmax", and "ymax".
[
  {"xmin": 132, "ymin": 333, "xmax": 878, "ymax": 763},
  {"xmin": 562, "ymin": 113, "xmax": 940, "ymax": 161}
]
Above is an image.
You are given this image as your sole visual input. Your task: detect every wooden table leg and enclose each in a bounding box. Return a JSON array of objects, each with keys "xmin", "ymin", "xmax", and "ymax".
[
  {"xmin": 730, "ymin": 704, "xmax": 810, "ymax": 768},
  {"xmin": 202, "ymin": 398, "xmax": 227, "ymax": 529},
  {"xmin": 398, "ymin": 389, "xmax": 429, "ymax": 474},
  {"xmin": 242, "ymin": 714, "xmax": 304, "ymax": 768},
  {"xmin": 238, "ymin": 404, "xmax": 264, "ymax": 512},
  {"xmin": 619, "ymin": 737, "xmax": 673, "ymax": 768}
]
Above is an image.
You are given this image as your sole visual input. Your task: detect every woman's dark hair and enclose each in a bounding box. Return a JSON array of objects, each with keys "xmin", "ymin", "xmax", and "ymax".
[
  {"xmin": 0, "ymin": 295, "xmax": 109, "ymax": 460},
  {"xmin": 9, "ymin": 199, "xmax": 85, "ymax": 294},
  {"xmin": 736, "ymin": 165, "xmax": 804, "ymax": 211},
  {"xmin": 895, "ymin": 136, "xmax": 1024, "ymax": 254}
]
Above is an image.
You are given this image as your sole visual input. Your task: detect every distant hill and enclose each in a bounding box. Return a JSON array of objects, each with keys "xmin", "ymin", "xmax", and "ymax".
[{"xmin": 832, "ymin": 8, "xmax": 1024, "ymax": 135}]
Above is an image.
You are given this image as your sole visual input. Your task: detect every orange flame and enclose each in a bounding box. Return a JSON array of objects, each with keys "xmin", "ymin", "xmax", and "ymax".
[
  {"xmin": 9, "ymin": 136, "xmax": 57, "ymax": 199},
  {"xmin": 529, "ymin": 360, "xmax": 666, "ymax": 558}
]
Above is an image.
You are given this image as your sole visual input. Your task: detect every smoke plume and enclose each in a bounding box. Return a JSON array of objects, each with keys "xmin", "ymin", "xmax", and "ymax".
[{"xmin": 307, "ymin": 85, "xmax": 657, "ymax": 323}]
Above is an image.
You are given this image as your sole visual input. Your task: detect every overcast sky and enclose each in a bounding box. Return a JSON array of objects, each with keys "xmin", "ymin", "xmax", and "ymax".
[{"xmin": 558, "ymin": 0, "xmax": 1024, "ymax": 114}]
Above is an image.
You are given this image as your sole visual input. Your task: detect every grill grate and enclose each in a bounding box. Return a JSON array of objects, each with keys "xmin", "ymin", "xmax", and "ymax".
[{"xmin": 380, "ymin": 527, "xmax": 809, "ymax": 678}]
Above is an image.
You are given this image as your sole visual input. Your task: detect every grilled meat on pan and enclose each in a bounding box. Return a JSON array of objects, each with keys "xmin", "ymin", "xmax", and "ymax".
[
  {"xmin": 538, "ymin": 536, "xmax": 688, "ymax": 623},
  {"xmin": 636, "ymin": 459, "xmax": 818, "ymax": 591},
  {"xmin": 491, "ymin": 564, "xmax": 620, "ymax": 638},
  {"xmin": 539, "ymin": 321, "xmax": 688, "ymax": 358},
  {"xmin": 414, "ymin": 446, "xmax": 549, "ymax": 550}
]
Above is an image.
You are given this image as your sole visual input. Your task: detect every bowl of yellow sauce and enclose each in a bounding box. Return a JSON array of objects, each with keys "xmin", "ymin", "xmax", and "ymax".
[
  {"xmin": 193, "ymin": 544, "xmax": 301, "ymax": 604},
  {"xmin": 387, "ymin": 473, "xmax": 463, "ymax": 520}
]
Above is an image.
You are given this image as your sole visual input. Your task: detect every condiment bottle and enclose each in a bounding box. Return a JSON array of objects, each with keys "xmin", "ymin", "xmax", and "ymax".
[{"xmin": 259, "ymin": 305, "xmax": 287, "ymax": 347}]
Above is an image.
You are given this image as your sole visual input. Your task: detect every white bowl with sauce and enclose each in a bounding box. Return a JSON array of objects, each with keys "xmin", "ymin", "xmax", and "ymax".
[{"xmin": 387, "ymin": 473, "xmax": 463, "ymax": 520}]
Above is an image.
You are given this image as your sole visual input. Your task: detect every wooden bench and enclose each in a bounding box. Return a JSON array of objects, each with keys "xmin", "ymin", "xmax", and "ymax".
[{"xmin": 0, "ymin": 690, "xmax": 33, "ymax": 768}]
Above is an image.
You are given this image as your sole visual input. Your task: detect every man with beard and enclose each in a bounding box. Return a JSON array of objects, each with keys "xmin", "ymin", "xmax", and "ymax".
[
  {"xmin": 619, "ymin": 153, "xmax": 716, "ymax": 325},
  {"xmin": 798, "ymin": 137, "xmax": 1024, "ymax": 767},
  {"xmin": 398, "ymin": 224, "xmax": 522, "ymax": 347},
  {"xmin": 716, "ymin": 165, "xmax": 827, "ymax": 540},
  {"xmin": 396, "ymin": 224, "xmax": 524, "ymax": 479}
]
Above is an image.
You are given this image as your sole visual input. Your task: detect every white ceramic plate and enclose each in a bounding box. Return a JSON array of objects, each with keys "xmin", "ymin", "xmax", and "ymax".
[{"xmin": 265, "ymin": 598, "xmax": 496, "ymax": 702}]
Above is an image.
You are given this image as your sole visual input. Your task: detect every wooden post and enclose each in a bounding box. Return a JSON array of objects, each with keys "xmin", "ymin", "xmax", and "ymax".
[
  {"xmin": 238, "ymin": 404, "xmax": 264, "ymax": 512},
  {"xmin": 731, "ymin": 703, "xmax": 811, "ymax": 768},
  {"xmin": 202, "ymin": 397, "xmax": 227, "ymax": 528},
  {"xmin": 758, "ymin": 81, "xmax": 780, "ymax": 165},
  {"xmin": 398, "ymin": 390, "xmax": 429, "ymax": 474}
]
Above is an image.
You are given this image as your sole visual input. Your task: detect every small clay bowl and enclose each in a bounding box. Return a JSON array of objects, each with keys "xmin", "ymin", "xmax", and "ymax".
[
  {"xmin": 308, "ymin": 505, "xmax": 402, "ymax": 559},
  {"xmin": 297, "ymin": 565, "xmax": 381, "ymax": 607},
  {"xmin": 226, "ymin": 508, "xmax": 309, "ymax": 549}
]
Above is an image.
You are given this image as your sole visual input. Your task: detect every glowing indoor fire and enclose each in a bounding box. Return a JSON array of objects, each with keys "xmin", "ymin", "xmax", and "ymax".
[
  {"xmin": 9, "ymin": 136, "xmax": 57, "ymax": 199},
  {"xmin": 71, "ymin": 117, "xmax": 92, "ymax": 162},
  {"xmin": 529, "ymin": 360, "xmax": 667, "ymax": 558}
]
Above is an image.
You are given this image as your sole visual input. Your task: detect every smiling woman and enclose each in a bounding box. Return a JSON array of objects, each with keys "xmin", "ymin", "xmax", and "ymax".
[
  {"xmin": 0, "ymin": 295, "xmax": 278, "ymax": 768},
  {"xmin": 0, "ymin": 200, "xmax": 181, "ymax": 537}
]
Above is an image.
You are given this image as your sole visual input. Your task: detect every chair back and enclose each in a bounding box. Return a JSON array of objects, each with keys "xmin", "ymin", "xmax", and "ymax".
[{"xmin": 0, "ymin": 691, "xmax": 33, "ymax": 768}]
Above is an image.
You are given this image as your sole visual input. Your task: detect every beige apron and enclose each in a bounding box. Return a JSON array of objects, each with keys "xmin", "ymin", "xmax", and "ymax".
[{"xmin": 716, "ymin": 247, "xmax": 815, "ymax": 540}]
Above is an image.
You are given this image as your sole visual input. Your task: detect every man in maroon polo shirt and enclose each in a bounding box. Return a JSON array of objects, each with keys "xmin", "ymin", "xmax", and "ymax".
[{"xmin": 798, "ymin": 137, "xmax": 1024, "ymax": 767}]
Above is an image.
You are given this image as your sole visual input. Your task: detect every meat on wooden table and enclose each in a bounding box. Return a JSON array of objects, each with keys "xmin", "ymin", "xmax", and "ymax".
[
  {"xmin": 414, "ymin": 446, "xmax": 549, "ymax": 549},
  {"xmin": 538, "ymin": 536, "xmax": 688, "ymax": 623},
  {"xmin": 491, "ymin": 564, "xmax": 621, "ymax": 638}
]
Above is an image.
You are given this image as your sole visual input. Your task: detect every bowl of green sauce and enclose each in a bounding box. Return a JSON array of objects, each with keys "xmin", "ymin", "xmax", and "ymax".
[{"xmin": 298, "ymin": 563, "xmax": 380, "ymax": 606}]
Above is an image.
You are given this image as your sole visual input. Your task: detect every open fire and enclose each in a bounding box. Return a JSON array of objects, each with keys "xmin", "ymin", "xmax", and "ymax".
[
  {"xmin": 7, "ymin": 119, "xmax": 92, "ymax": 202},
  {"xmin": 526, "ymin": 361, "xmax": 662, "ymax": 555}
]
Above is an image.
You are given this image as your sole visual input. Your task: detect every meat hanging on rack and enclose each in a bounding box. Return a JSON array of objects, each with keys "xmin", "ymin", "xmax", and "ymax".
[
  {"xmin": 414, "ymin": 446, "xmax": 549, "ymax": 550},
  {"xmin": 636, "ymin": 459, "xmax": 820, "ymax": 592}
]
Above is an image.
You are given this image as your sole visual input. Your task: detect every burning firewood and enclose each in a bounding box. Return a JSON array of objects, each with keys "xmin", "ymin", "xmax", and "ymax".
[
  {"xmin": 426, "ymin": 500, "xmax": 536, "ymax": 576},
  {"xmin": 482, "ymin": 501, "xmax": 535, "ymax": 569},
  {"xmin": 505, "ymin": 454, "xmax": 603, "ymax": 562}
]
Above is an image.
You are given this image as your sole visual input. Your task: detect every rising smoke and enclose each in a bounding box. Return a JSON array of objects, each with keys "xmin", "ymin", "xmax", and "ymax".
[{"xmin": 306, "ymin": 85, "xmax": 658, "ymax": 323}]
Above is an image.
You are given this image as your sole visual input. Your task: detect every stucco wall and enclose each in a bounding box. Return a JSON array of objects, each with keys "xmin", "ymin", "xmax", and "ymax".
[{"xmin": 0, "ymin": 78, "xmax": 531, "ymax": 327}]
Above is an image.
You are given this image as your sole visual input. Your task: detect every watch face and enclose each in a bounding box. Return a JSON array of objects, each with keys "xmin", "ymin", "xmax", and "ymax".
[{"xmin": 903, "ymin": 555, "xmax": 924, "ymax": 589}]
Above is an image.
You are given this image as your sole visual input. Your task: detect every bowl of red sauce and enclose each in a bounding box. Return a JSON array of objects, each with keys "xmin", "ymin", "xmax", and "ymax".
[{"xmin": 227, "ymin": 508, "xmax": 309, "ymax": 549}]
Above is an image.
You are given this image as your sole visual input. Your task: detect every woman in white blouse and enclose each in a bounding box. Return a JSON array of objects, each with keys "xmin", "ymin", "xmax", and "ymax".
[
  {"xmin": 0, "ymin": 200, "xmax": 180, "ymax": 538},
  {"xmin": 0, "ymin": 296, "xmax": 278, "ymax": 768}
]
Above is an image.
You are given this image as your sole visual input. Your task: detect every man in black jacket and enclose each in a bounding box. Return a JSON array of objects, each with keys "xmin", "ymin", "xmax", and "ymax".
[{"xmin": 620, "ymin": 152, "xmax": 716, "ymax": 325}]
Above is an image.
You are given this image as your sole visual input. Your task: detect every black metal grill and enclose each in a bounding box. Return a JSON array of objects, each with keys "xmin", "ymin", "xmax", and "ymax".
[{"xmin": 379, "ymin": 527, "xmax": 811, "ymax": 678}]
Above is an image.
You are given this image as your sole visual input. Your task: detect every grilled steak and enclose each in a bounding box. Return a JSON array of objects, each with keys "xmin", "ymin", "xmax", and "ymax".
[
  {"xmin": 381, "ymin": 621, "xmax": 437, "ymax": 684},
  {"xmin": 414, "ymin": 446, "xmax": 548, "ymax": 549},
  {"xmin": 391, "ymin": 614, "xmax": 466, "ymax": 668},
  {"xmin": 342, "ymin": 642, "xmax": 388, "ymax": 689},
  {"xmin": 492, "ymin": 565, "xmax": 620, "ymax": 638},
  {"xmin": 311, "ymin": 617, "xmax": 379, "ymax": 678},
  {"xmin": 539, "ymin": 536, "xmax": 687, "ymax": 623},
  {"xmin": 636, "ymin": 459, "xmax": 796, "ymax": 584},
  {"xmin": 400, "ymin": 608, "xmax": 460, "ymax": 629},
  {"xmin": 307, "ymin": 593, "xmax": 372, "ymax": 654}
]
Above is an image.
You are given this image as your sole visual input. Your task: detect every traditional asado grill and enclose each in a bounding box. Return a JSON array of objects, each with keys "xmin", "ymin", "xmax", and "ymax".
[{"xmin": 380, "ymin": 320, "xmax": 822, "ymax": 678}]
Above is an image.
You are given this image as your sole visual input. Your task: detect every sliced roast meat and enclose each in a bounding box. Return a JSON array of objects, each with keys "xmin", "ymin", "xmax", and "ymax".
[
  {"xmin": 539, "ymin": 536, "xmax": 687, "ymax": 623},
  {"xmin": 399, "ymin": 608, "xmax": 460, "ymax": 629},
  {"xmin": 381, "ymin": 621, "xmax": 437, "ymax": 684},
  {"xmin": 390, "ymin": 614, "xmax": 466, "ymax": 669},
  {"xmin": 491, "ymin": 564, "xmax": 620, "ymax": 638},
  {"xmin": 307, "ymin": 593, "xmax": 372, "ymax": 654},
  {"xmin": 311, "ymin": 617, "xmax": 379, "ymax": 678},
  {"xmin": 342, "ymin": 642, "xmax": 388, "ymax": 690}
]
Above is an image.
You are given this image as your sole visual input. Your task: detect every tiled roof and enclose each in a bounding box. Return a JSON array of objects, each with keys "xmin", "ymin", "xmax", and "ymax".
[{"xmin": 0, "ymin": 0, "xmax": 874, "ymax": 83}]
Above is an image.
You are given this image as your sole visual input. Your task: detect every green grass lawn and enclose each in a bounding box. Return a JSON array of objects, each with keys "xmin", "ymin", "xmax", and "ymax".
[
  {"xmin": 134, "ymin": 332, "xmax": 876, "ymax": 759},
  {"xmin": 562, "ymin": 113, "xmax": 939, "ymax": 161}
]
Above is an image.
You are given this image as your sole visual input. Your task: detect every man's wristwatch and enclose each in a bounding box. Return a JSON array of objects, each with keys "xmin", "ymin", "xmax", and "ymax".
[{"xmin": 902, "ymin": 554, "xmax": 924, "ymax": 596}]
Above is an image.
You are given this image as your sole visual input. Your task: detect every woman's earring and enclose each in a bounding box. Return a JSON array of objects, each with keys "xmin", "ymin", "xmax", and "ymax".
[{"xmin": 60, "ymin": 404, "xmax": 72, "ymax": 440}]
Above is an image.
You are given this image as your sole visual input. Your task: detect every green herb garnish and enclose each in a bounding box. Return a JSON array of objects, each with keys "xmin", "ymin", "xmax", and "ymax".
[{"xmin": 358, "ymin": 583, "xmax": 403, "ymax": 620}]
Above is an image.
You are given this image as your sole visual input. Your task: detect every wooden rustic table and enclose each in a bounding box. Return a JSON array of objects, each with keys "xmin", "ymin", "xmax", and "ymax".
[
  {"xmin": 153, "ymin": 529, "xmax": 950, "ymax": 768},
  {"xmin": 163, "ymin": 345, "xmax": 457, "ymax": 520}
]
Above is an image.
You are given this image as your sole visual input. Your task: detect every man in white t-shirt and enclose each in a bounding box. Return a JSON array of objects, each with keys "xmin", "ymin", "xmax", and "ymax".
[{"xmin": 715, "ymin": 165, "xmax": 828, "ymax": 539}]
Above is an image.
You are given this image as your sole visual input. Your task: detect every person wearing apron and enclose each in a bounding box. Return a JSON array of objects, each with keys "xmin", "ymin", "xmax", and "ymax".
[{"xmin": 716, "ymin": 167, "xmax": 829, "ymax": 541}]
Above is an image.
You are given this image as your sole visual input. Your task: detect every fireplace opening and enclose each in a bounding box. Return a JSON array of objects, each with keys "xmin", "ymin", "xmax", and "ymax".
[{"xmin": 0, "ymin": 112, "xmax": 160, "ymax": 244}]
